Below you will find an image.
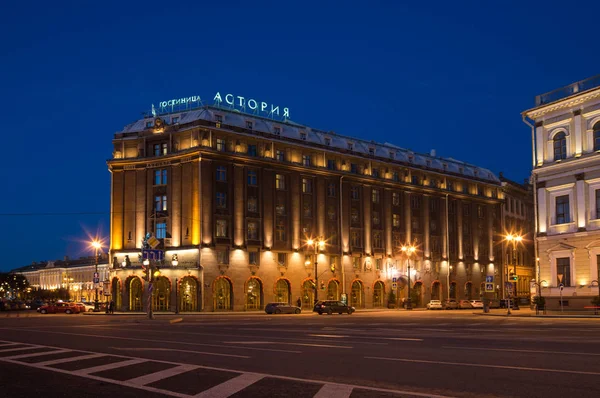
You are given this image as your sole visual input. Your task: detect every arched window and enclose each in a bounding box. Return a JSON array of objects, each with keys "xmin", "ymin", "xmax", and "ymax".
[
  {"xmin": 553, "ymin": 132, "xmax": 567, "ymax": 161},
  {"xmin": 594, "ymin": 122, "xmax": 600, "ymax": 152}
]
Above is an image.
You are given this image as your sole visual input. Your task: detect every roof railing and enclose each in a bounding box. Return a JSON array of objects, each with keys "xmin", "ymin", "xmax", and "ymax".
[{"xmin": 535, "ymin": 74, "xmax": 600, "ymax": 106}]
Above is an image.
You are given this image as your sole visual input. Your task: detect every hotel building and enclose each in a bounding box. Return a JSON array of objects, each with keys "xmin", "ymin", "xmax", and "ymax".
[
  {"xmin": 108, "ymin": 102, "xmax": 504, "ymax": 311},
  {"xmin": 524, "ymin": 75, "xmax": 600, "ymax": 309}
]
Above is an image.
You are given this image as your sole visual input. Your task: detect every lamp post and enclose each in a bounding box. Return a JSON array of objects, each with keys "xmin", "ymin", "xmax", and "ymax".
[
  {"xmin": 504, "ymin": 234, "xmax": 522, "ymax": 316},
  {"xmin": 91, "ymin": 240, "xmax": 101, "ymax": 311},
  {"xmin": 63, "ymin": 275, "xmax": 73, "ymax": 301},
  {"xmin": 307, "ymin": 237, "xmax": 326, "ymax": 305},
  {"xmin": 401, "ymin": 244, "xmax": 416, "ymax": 310}
]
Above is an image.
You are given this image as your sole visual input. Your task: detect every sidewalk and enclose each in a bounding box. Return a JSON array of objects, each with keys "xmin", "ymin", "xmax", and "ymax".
[
  {"xmin": 475, "ymin": 308, "xmax": 600, "ymax": 318},
  {"xmin": 82, "ymin": 307, "xmax": 428, "ymax": 316}
]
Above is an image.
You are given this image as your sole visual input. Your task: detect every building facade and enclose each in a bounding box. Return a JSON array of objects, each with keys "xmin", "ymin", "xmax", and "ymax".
[
  {"xmin": 524, "ymin": 74, "xmax": 600, "ymax": 309},
  {"xmin": 499, "ymin": 173, "xmax": 535, "ymax": 302},
  {"xmin": 109, "ymin": 104, "xmax": 504, "ymax": 312},
  {"xmin": 13, "ymin": 256, "xmax": 110, "ymax": 302}
]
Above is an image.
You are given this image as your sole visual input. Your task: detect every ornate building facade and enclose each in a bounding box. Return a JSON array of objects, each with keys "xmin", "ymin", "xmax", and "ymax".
[
  {"xmin": 108, "ymin": 104, "xmax": 504, "ymax": 311},
  {"xmin": 524, "ymin": 74, "xmax": 600, "ymax": 309}
]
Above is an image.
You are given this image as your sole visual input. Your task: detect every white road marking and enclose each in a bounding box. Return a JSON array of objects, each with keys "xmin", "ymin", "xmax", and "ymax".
[
  {"xmin": 365, "ymin": 356, "xmax": 600, "ymax": 376},
  {"xmin": 384, "ymin": 337, "xmax": 424, "ymax": 342},
  {"xmin": 308, "ymin": 334, "xmax": 350, "ymax": 338},
  {"xmin": 128, "ymin": 364, "xmax": 198, "ymax": 386},
  {"xmin": 3, "ymin": 349, "xmax": 70, "ymax": 360},
  {"xmin": 112, "ymin": 347, "xmax": 251, "ymax": 359},
  {"xmin": 73, "ymin": 358, "xmax": 145, "ymax": 375},
  {"xmin": 35, "ymin": 353, "xmax": 106, "ymax": 366},
  {"xmin": 224, "ymin": 341, "xmax": 352, "ymax": 349},
  {"xmin": 442, "ymin": 346, "xmax": 600, "ymax": 357},
  {"xmin": 0, "ymin": 346, "xmax": 42, "ymax": 353},
  {"xmin": 314, "ymin": 383, "xmax": 353, "ymax": 397},
  {"xmin": 417, "ymin": 328, "xmax": 452, "ymax": 332},
  {"xmin": 194, "ymin": 373, "xmax": 264, "ymax": 398}
]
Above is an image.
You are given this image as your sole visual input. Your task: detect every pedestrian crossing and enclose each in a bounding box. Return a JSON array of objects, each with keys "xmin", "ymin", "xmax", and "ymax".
[{"xmin": 0, "ymin": 339, "xmax": 452, "ymax": 398}]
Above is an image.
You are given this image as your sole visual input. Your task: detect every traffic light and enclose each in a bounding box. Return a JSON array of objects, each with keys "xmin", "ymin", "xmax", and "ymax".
[
  {"xmin": 153, "ymin": 266, "xmax": 161, "ymax": 280},
  {"xmin": 142, "ymin": 263, "xmax": 149, "ymax": 281},
  {"xmin": 509, "ymin": 273, "xmax": 518, "ymax": 281}
]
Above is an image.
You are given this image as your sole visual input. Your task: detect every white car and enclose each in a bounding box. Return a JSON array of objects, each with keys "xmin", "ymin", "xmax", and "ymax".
[
  {"xmin": 470, "ymin": 300, "xmax": 484, "ymax": 309},
  {"xmin": 427, "ymin": 300, "xmax": 443, "ymax": 310},
  {"xmin": 77, "ymin": 302, "xmax": 95, "ymax": 312}
]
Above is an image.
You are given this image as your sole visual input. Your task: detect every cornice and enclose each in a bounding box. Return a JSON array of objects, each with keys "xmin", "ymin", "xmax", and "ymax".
[{"xmin": 523, "ymin": 88, "xmax": 600, "ymax": 119}]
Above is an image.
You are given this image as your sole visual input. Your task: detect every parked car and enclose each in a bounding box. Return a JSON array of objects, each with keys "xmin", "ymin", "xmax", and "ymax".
[
  {"xmin": 499, "ymin": 299, "xmax": 520, "ymax": 310},
  {"xmin": 27, "ymin": 300, "xmax": 45, "ymax": 310},
  {"xmin": 470, "ymin": 300, "xmax": 484, "ymax": 309},
  {"xmin": 265, "ymin": 302, "xmax": 301, "ymax": 314},
  {"xmin": 444, "ymin": 299, "xmax": 459, "ymax": 310},
  {"xmin": 427, "ymin": 300, "xmax": 443, "ymax": 310},
  {"xmin": 76, "ymin": 302, "xmax": 95, "ymax": 312},
  {"xmin": 313, "ymin": 300, "xmax": 355, "ymax": 315},
  {"xmin": 459, "ymin": 300, "xmax": 473, "ymax": 309},
  {"xmin": 488, "ymin": 299, "xmax": 501, "ymax": 309},
  {"xmin": 37, "ymin": 302, "xmax": 80, "ymax": 314}
]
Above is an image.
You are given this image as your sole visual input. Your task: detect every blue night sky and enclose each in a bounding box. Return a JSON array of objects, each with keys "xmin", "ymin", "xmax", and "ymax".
[{"xmin": 1, "ymin": 0, "xmax": 599, "ymax": 271}]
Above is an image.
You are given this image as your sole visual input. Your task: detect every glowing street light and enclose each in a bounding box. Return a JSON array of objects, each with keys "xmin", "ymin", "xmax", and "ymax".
[
  {"xmin": 306, "ymin": 236, "xmax": 326, "ymax": 305},
  {"xmin": 91, "ymin": 240, "xmax": 102, "ymax": 311},
  {"xmin": 504, "ymin": 233, "xmax": 523, "ymax": 315},
  {"xmin": 401, "ymin": 244, "xmax": 417, "ymax": 310}
]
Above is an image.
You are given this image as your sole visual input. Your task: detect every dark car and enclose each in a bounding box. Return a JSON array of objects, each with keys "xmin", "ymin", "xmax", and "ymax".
[
  {"xmin": 499, "ymin": 299, "xmax": 520, "ymax": 310},
  {"xmin": 313, "ymin": 300, "xmax": 355, "ymax": 315},
  {"xmin": 265, "ymin": 302, "xmax": 301, "ymax": 314}
]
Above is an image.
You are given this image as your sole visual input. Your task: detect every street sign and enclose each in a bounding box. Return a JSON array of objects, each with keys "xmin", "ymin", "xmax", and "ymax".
[
  {"xmin": 485, "ymin": 276, "xmax": 493, "ymax": 283},
  {"xmin": 142, "ymin": 249, "xmax": 164, "ymax": 261},
  {"xmin": 93, "ymin": 272, "xmax": 99, "ymax": 278},
  {"xmin": 147, "ymin": 236, "xmax": 160, "ymax": 249},
  {"xmin": 93, "ymin": 277, "xmax": 99, "ymax": 284},
  {"xmin": 485, "ymin": 283, "xmax": 494, "ymax": 292},
  {"xmin": 392, "ymin": 277, "xmax": 397, "ymax": 283},
  {"xmin": 392, "ymin": 283, "xmax": 398, "ymax": 289}
]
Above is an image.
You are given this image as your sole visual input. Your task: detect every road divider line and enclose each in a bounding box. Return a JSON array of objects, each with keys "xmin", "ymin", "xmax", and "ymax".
[
  {"xmin": 194, "ymin": 373, "xmax": 264, "ymax": 398},
  {"xmin": 3, "ymin": 349, "xmax": 70, "ymax": 360},
  {"xmin": 314, "ymin": 383, "xmax": 353, "ymax": 397},
  {"xmin": 442, "ymin": 345, "xmax": 600, "ymax": 357},
  {"xmin": 224, "ymin": 341, "xmax": 352, "ymax": 349},
  {"xmin": 112, "ymin": 347, "xmax": 251, "ymax": 359},
  {"xmin": 127, "ymin": 364, "xmax": 198, "ymax": 386},
  {"xmin": 308, "ymin": 334, "xmax": 350, "ymax": 338},
  {"xmin": 73, "ymin": 358, "xmax": 145, "ymax": 375},
  {"xmin": 35, "ymin": 353, "xmax": 106, "ymax": 366},
  {"xmin": 365, "ymin": 356, "xmax": 600, "ymax": 376},
  {"xmin": 384, "ymin": 337, "xmax": 424, "ymax": 341}
]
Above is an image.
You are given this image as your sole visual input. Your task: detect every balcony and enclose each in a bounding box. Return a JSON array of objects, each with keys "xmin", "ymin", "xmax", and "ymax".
[{"xmin": 535, "ymin": 74, "xmax": 600, "ymax": 106}]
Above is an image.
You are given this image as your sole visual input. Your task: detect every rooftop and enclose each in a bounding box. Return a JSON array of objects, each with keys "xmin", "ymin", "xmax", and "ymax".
[
  {"xmin": 117, "ymin": 105, "xmax": 500, "ymax": 184},
  {"xmin": 535, "ymin": 74, "xmax": 600, "ymax": 107}
]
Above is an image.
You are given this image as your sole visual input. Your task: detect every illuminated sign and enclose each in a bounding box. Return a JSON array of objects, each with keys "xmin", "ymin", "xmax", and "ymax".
[{"xmin": 154, "ymin": 92, "xmax": 290, "ymax": 120}]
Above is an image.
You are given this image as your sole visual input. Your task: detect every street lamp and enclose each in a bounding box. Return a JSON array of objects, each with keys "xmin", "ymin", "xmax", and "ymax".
[
  {"xmin": 504, "ymin": 233, "xmax": 523, "ymax": 315},
  {"xmin": 401, "ymin": 244, "xmax": 417, "ymax": 310},
  {"xmin": 91, "ymin": 240, "xmax": 101, "ymax": 311},
  {"xmin": 306, "ymin": 237, "xmax": 326, "ymax": 305},
  {"xmin": 63, "ymin": 275, "xmax": 73, "ymax": 300}
]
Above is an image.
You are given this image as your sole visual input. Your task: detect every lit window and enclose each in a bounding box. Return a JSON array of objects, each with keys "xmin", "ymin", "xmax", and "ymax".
[
  {"xmin": 154, "ymin": 169, "xmax": 167, "ymax": 185},
  {"xmin": 372, "ymin": 189, "xmax": 380, "ymax": 203},
  {"xmin": 155, "ymin": 195, "xmax": 167, "ymax": 211},
  {"xmin": 302, "ymin": 178, "xmax": 312, "ymax": 194},
  {"xmin": 216, "ymin": 138, "xmax": 226, "ymax": 152},
  {"xmin": 247, "ymin": 171, "xmax": 257, "ymax": 186},
  {"xmin": 393, "ymin": 214, "xmax": 400, "ymax": 227},
  {"xmin": 216, "ymin": 219, "xmax": 228, "ymax": 237},
  {"xmin": 156, "ymin": 222, "xmax": 166, "ymax": 239},
  {"xmin": 216, "ymin": 166, "xmax": 227, "ymax": 182},
  {"xmin": 276, "ymin": 150, "xmax": 285, "ymax": 161},
  {"xmin": 392, "ymin": 193, "xmax": 400, "ymax": 206},
  {"xmin": 153, "ymin": 143, "xmax": 167, "ymax": 156},
  {"xmin": 302, "ymin": 155, "xmax": 311, "ymax": 166},
  {"xmin": 275, "ymin": 174, "xmax": 285, "ymax": 190}
]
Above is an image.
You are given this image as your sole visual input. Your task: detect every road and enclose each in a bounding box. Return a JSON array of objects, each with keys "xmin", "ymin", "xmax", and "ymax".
[{"xmin": 1, "ymin": 310, "xmax": 599, "ymax": 398}]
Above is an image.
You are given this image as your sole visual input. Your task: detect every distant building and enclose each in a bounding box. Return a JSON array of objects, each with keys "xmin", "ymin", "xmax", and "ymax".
[
  {"xmin": 523, "ymin": 74, "xmax": 600, "ymax": 309},
  {"xmin": 499, "ymin": 173, "xmax": 535, "ymax": 301},
  {"xmin": 12, "ymin": 256, "xmax": 110, "ymax": 302},
  {"xmin": 108, "ymin": 101, "xmax": 504, "ymax": 312}
]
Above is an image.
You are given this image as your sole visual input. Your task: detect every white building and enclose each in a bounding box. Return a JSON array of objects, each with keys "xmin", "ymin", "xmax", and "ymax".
[{"xmin": 523, "ymin": 74, "xmax": 600, "ymax": 309}]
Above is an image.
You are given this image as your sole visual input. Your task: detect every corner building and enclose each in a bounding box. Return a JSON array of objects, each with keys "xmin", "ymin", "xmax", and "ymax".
[{"xmin": 108, "ymin": 105, "xmax": 503, "ymax": 311}]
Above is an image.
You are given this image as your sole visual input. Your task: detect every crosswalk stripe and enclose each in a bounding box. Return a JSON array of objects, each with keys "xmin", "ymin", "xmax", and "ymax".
[
  {"xmin": 127, "ymin": 364, "xmax": 199, "ymax": 386},
  {"xmin": 194, "ymin": 373, "xmax": 264, "ymax": 398},
  {"xmin": 0, "ymin": 346, "xmax": 41, "ymax": 353},
  {"xmin": 3, "ymin": 349, "xmax": 70, "ymax": 360},
  {"xmin": 73, "ymin": 358, "xmax": 145, "ymax": 375},
  {"xmin": 314, "ymin": 383, "xmax": 353, "ymax": 397},
  {"xmin": 35, "ymin": 353, "xmax": 107, "ymax": 366}
]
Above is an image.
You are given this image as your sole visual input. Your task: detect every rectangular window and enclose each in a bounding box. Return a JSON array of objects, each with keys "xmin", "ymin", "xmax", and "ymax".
[
  {"xmin": 216, "ymin": 219, "xmax": 228, "ymax": 237},
  {"xmin": 216, "ymin": 138, "xmax": 226, "ymax": 152},
  {"xmin": 347, "ymin": 142, "xmax": 354, "ymax": 151},
  {"xmin": 156, "ymin": 222, "xmax": 166, "ymax": 239},
  {"xmin": 373, "ymin": 211, "xmax": 380, "ymax": 225},
  {"xmin": 277, "ymin": 253, "xmax": 287, "ymax": 266},
  {"xmin": 302, "ymin": 178, "xmax": 313, "ymax": 194},
  {"xmin": 171, "ymin": 116, "xmax": 179, "ymax": 124},
  {"xmin": 327, "ymin": 183, "xmax": 336, "ymax": 197},
  {"xmin": 155, "ymin": 195, "xmax": 167, "ymax": 211},
  {"xmin": 352, "ymin": 256, "xmax": 361, "ymax": 269},
  {"xmin": 216, "ymin": 166, "xmax": 227, "ymax": 182},
  {"xmin": 327, "ymin": 159, "xmax": 336, "ymax": 170},
  {"xmin": 411, "ymin": 175, "xmax": 419, "ymax": 185},
  {"xmin": 276, "ymin": 220, "xmax": 286, "ymax": 241},
  {"xmin": 373, "ymin": 232, "xmax": 382, "ymax": 248},
  {"xmin": 275, "ymin": 174, "xmax": 285, "ymax": 190},
  {"xmin": 372, "ymin": 189, "xmax": 380, "ymax": 203},
  {"xmin": 276, "ymin": 150, "xmax": 285, "ymax": 161},
  {"xmin": 247, "ymin": 145, "xmax": 257, "ymax": 157},
  {"xmin": 153, "ymin": 143, "xmax": 167, "ymax": 156},
  {"xmin": 275, "ymin": 200, "xmax": 285, "ymax": 216},
  {"xmin": 393, "ymin": 214, "xmax": 400, "ymax": 228},
  {"xmin": 375, "ymin": 258, "xmax": 382, "ymax": 270},
  {"xmin": 595, "ymin": 190, "xmax": 600, "ymax": 219},
  {"xmin": 215, "ymin": 114, "xmax": 223, "ymax": 124},
  {"xmin": 247, "ymin": 171, "xmax": 257, "ymax": 186},
  {"xmin": 392, "ymin": 193, "xmax": 400, "ymax": 206},
  {"xmin": 447, "ymin": 180, "xmax": 454, "ymax": 191},
  {"xmin": 556, "ymin": 257, "xmax": 571, "ymax": 287},
  {"xmin": 556, "ymin": 195, "xmax": 570, "ymax": 224},
  {"xmin": 351, "ymin": 208, "xmax": 360, "ymax": 224},
  {"xmin": 247, "ymin": 221, "xmax": 258, "ymax": 240},
  {"xmin": 411, "ymin": 195, "xmax": 420, "ymax": 209},
  {"xmin": 303, "ymin": 202, "xmax": 312, "ymax": 218},
  {"xmin": 154, "ymin": 169, "xmax": 167, "ymax": 185},
  {"xmin": 249, "ymin": 251, "xmax": 259, "ymax": 265},
  {"xmin": 351, "ymin": 231, "xmax": 361, "ymax": 247},
  {"xmin": 216, "ymin": 192, "xmax": 227, "ymax": 209},
  {"xmin": 372, "ymin": 168, "xmax": 379, "ymax": 178},
  {"xmin": 392, "ymin": 172, "xmax": 399, "ymax": 182},
  {"xmin": 247, "ymin": 197, "xmax": 258, "ymax": 213},
  {"xmin": 146, "ymin": 121, "xmax": 154, "ymax": 128},
  {"xmin": 274, "ymin": 127, "xmax": 281, "ymax": 136},
  {"xmin": 300, "ymin": 132, "xmax": 307, "ymax": 140},
  {"xmin": 350, "ymin": 163, "xmax": 358, "ymax": 174},
  {"xmin": 351, "ymin": 187, "xmax": 359, "ymax": 200},
  {"xmin": 216, "ymin": 249, "xmax": 229, "ymax": 264},
  {"xmin": 302, "ymin": 155, "xmax": 311, "ymax": 166}
]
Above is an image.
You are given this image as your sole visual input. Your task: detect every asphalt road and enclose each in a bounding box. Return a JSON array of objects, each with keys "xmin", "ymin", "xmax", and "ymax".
[{"xmin": 1, "ymin": 310, "xmax": 600, "ymax": 398}]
